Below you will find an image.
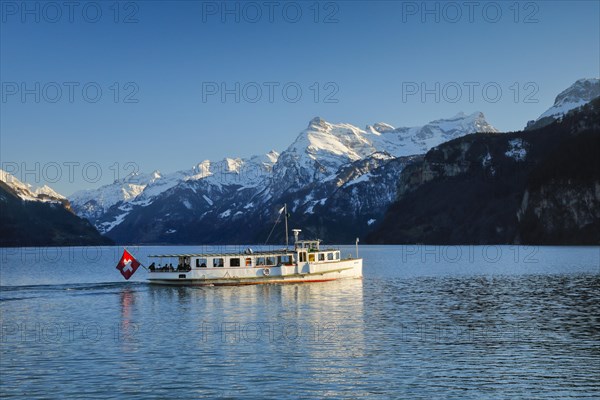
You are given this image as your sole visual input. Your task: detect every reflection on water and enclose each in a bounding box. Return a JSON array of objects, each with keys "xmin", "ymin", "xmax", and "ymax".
[{"xmin": 1, "ymin": 246, "xmax": 599, "ymax": 398}]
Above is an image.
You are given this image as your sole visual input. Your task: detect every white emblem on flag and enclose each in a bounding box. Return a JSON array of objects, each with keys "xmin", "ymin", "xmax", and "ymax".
[{"xmin": 122, "ymin": 258, "xmax": 133, "ymax": 273}]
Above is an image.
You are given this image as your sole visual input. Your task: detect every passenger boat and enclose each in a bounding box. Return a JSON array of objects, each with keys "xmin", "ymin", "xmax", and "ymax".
[
  {"xmin": 115, "ymin": 205, "xmax": 363, "ymax": 285},
  {"xmin": 146, "ymin": 228, "xmax": 362, "ymax": 285}
]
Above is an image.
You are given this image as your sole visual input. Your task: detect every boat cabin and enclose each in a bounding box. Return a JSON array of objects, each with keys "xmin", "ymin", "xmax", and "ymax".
[{"xmin": 148, "ymin": 246, "xmax": 342, "ymax": 272}]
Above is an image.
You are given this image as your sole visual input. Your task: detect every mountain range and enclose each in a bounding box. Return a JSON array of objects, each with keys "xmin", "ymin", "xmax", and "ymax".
[
  {"xmin": 2, "ymin": 78, "xmax": 598, "ymax": 246},
  {"xmin": 368, "ymin": 96, "xmax": 600, "ymax": 244},
  {"xmin": 0, "ymin": 170, "xmax": 113, "ymax": 246},
  {"xmin": 526, "ymin": 78, "xmax": 599, "ymax": 130},
  {"xmin": 68, "ymin": 112, "xmax": 497, "ymax": 244}
]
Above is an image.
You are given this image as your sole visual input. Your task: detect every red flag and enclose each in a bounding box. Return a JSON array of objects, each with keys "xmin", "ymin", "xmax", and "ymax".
[{"xmin": 116, "ymin": 249, "xmax": 141, "ymax": 280}]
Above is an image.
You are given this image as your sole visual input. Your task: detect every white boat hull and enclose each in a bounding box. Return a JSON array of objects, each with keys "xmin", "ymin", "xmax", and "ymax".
[{"xmin": 147, "ymin": 258, "xmax": 362, "ymax": 286}]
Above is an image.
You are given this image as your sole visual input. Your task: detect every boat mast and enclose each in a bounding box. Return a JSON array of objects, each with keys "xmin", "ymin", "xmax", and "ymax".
[{"xmin": 284, "ymin": 203, "xmax": 289, "ymax": 249}]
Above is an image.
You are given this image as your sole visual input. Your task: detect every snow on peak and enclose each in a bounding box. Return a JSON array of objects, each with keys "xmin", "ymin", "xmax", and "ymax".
[
  {"xmin": 249, "ymin": 150, "xmax": 280, "ymax": 168},
  {"xmin": 272, "ymin": 112, "xmax": 498, "ymax": 186},
  {"xmin": 265, "ymin": 150, "xmax": 279, "ymax": 164},
  {"xmin": 301, "ymin": 112, "xmax": 497, "ymax": 160},
  {"xmin": 368, "ymin": 111, "xmax": 497, "ymax": 158},
  {"xmin": 188, "ymin": 152, "xmax": 279, "ymax": 185},
  {"xmin": 151, "ymin": 170, "xmax": 162, "ymax": 180},
  {"xmin": 224, "ymin": 157, "xmax": 243, "ymax": 173},
  {"xmin": 536, "ymin": 78, "xmax": 600, "ymax": 121},
  {"xmin": 366, "ymin": 122, "xmax": 395, "ymax": 134},
  {"xmin": 192, "ymin": 160, "xmax": 212, "ymax": 178},
  {"xmin": 554, "ymin": 78, "xmax": 600, "ymax": 105},
  {"xmin": 70, "ymin": 149, "xmax": 283, "ymax": 218},
  {"xmin": 35, "ymin": 185, "xmax": 66, "ymax": 200},
  {"xmin": 289, "ymin": 118, "xmax": 374, "ymax": 164},
  {"xmin": 0, "ymin": 169, "xmax": 65, "ymax": 202},
  {"xmin": 308, "ymin": 116, "xmax": 329, "ymax": 129},
  {"xmin": 431, "ymin": 111, "xmax": 487, "ymax": 125},
  {"xmin": 69, "ymin": 170, "xmax": 165, "ymax": 215},
  {"xmin": 0, "ymin": 168, "xmax": 30, "ymax": 191},
  {"xmin": 68, "ymin": 111, "xmax": 499, "ymax": 230}
]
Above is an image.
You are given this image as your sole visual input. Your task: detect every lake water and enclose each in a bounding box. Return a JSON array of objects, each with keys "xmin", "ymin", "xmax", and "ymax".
[{"xmin": 1, "ymin": 245, "xmax": 599, "ymax": 399}]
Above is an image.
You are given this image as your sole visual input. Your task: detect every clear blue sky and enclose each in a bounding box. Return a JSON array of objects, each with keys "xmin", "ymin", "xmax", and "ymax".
[{"xmin": 1, "ymin": 0, "xmax": 599, "ymax": 195}]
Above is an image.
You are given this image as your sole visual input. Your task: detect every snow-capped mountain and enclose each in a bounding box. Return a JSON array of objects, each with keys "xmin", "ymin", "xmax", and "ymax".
[
  {"xmin": 5, "ymin": 78, "xmax": 596, "ymax": 246},
  {"xmin": 69, "ymin": 171, "xmax": 163, "ymax": 219},
  {"xmin": 369, "ymin": 96, "xmax": 600, "ymax": 245},
  {"xmin": 367, "ymin": 111, "xmax": 497, "ymax": 157},
  {"xmin": 95, "ymin": 151, "xmax": 420, "ymax": 243},
  {"xmin": 187, "ymin": 150, "xmax": 280, "ymax": 188},
  {"xmin": 0, "ymin": 169, "xmax": 66, "ymax": 203},
  {"xmin": 526, "ymin": 78, "xmax": 600, "ymax": 129},
  {"xmin": 271, "ymin": 112, "xmax": 497, "ymax": 193},
  {"xmin": 69, "ymin": 151, "xmax": 281, "ymax": 232},
  {"xmin": 69, "ymin": 111, "xmax": 497, "ymax": 241},
  {"xmin": 0, "ymin": 169, "xmax": 112, "ymax": 246},
  {"xmin": 70, "ymin": 152, "xmax": 280, "ymax": 220}
]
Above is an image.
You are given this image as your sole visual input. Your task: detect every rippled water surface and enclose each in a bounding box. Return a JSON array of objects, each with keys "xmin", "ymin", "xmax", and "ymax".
[{"xmin": 1, "ymin": 245, "xmax": 599, "ymax": 399}]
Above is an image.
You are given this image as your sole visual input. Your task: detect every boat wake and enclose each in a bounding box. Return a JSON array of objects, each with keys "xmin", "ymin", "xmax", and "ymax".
[{"xmin": 0, "ymin": 281, "xmax": 145, "ymax": 302}]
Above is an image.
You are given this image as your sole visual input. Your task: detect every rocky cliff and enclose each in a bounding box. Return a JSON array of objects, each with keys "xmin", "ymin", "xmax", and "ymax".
[{"xmin": 368, "ymin": 98, "xmax": 600, "ymax": 244}]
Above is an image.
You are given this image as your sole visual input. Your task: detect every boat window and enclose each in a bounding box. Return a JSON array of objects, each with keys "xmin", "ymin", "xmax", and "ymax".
[
  {"xmin": 266, "ymin": 256, "xmax": 276, "ymax": 266},
  {"xmin": 335, "ymin": 252, "xmax": 339, "ymax": 260},
  {"xmin": 245, "ymin": 258, "xmax": 252, "ymax": 267},
  {"xmin": 308, "ymin": 254, "xmax": 315, "ymax": 262},
  {"xmin": 299, "ymin": 252, "xmax": 307, "ymax": 262},
  {"xmin": 196, "ymin": 258, "xmax": 207, "ymax": 268},
  {"xmin": 213, "ymin": 258, "xmax": 224, "ymax": 268},
  {"xmin": 280, "ymin": 255, "xmax": 292, "ymax": 265},
  {"xmin": 230, "ymin": 258, "xmax": 240, "ymax": 267},
  {"xmin": 327, "ymin": 253, "xmax": 334, "ymax": 261},
  {"xmin": 256, "ymin": 257, "xmax": 266, "ymax": 266},
  {"xmin": 318, "ymin": 253, "xmax": 325, "ymax": 261}
]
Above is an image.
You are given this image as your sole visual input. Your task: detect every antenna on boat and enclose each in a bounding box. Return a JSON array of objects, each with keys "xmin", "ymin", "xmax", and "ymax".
[{"xmin": 284, "ymin": 203, "xmax": 289, "ymax": 250}]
